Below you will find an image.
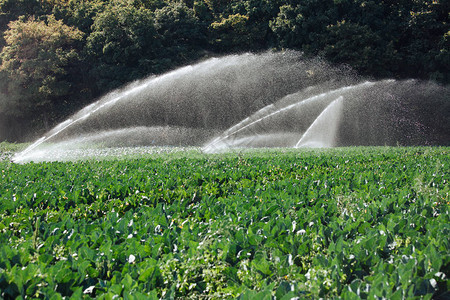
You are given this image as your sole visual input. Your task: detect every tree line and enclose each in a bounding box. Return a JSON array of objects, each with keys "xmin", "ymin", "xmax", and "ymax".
[{"xmin": 0, "ymin": 0, "xmax": 448, "ymax": 142}]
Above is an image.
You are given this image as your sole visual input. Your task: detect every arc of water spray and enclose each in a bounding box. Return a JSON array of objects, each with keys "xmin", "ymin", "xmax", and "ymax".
[
  {"xmin": 13, "ymin": 84, "xmax": 149, "ymax": 162},
  {"xmin": 203, "ymin": 81, "xmax": 375, "ymax": 152},
  {"xmin": 14, "ymin": 57, "xmax": 248, "ymax": 162},
  {"xmin": 295, "ymin": 96, "xmax": 344, "ymax": 148}
]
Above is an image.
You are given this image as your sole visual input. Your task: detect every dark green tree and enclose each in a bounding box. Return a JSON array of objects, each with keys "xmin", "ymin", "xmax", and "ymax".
[
  {"xmin": 51, "ymin": 0, "xmax": 106, "ymax": 34},
  {"xmin": 209, "ymin": 13, "xmax": 252, "ymax": 51},
  {"xmin": 320, "ymin": 21, "xmax": 398, "ymax": 77},
  {"xmin": 203, "ymin": 0, "xmax": 231, "ymax": 16},
  {"xmin": 0, "ymin": 15, "xmax": 84, "ymax": 139},
  {"xmin": 207, "ymin": 0, "xmax": 280, "ymax": 51},
  {"xmin": 399, "ymin": 0, "xmax": 449, "ymax": 82},
  {"xmin": 153, "ymin": 2, "xmax": 207, "ymax": 66},
  {"xmin": 270, "ymin": 0, "xmax": 338, "ymax": 52},
  {"xmin": 86, "ymin": 4, "xmax": 161, "ymax": 92},
  {"xmin": 0, "ymin": 0, "xmax": 52, "ymax": 49},
  {"xmin": 0, "ymin": 0, "xmax": 51, "ymax": 23}
]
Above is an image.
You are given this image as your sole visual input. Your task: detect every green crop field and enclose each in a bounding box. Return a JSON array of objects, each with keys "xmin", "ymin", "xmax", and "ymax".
[{"xmin": 0, "ymin": 147, "xmax": 449, "ymax": 299}]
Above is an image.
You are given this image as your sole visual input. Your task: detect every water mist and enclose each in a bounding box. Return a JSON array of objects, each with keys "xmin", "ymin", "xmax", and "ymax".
[{"xmin": 13, "ymin": 51, "xmax": 449, "ymax": 162}]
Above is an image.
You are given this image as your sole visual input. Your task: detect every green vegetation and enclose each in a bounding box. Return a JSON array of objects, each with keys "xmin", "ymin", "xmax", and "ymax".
[
  {"xmin": 0, "ymin": 0, "xmax": 449, "ymax": 142},
  {"xmin": 1, "ymin": 147, "xmax": 449, "ymax": 298},
  {"xmin": 0, "ymin": 141, "xmax": 27, "ymax": 152},
  {"xmin": 0, "ymin": 141, "xmax": 27, "ymax": 161}
]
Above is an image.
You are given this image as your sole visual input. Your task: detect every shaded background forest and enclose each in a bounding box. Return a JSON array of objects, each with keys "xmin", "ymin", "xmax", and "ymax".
[{"xmin": 0, "ymin": 0, "xmax": 448, "ymax": 142}]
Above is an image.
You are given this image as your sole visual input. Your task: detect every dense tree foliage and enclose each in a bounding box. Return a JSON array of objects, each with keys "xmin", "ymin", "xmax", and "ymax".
[
  {"xmin": 0, "ymin": 14, "xmax": 84, "ymax": 139},
  {"xmin": 86, "ymin": 4, "xmax": 160, "ymax": 90},
  {"xmin": 153, "ymin": 2, "xmax": 206, "ymax": 68},
  {"xmin": 0, "ymin": 0, "xmax": 448, "ymax": 141}
]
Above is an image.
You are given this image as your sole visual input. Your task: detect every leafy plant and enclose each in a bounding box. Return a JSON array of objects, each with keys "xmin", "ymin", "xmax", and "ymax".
[{"xmin": 0, "ymin": 147, "xmax": 448, "ymax": 298}]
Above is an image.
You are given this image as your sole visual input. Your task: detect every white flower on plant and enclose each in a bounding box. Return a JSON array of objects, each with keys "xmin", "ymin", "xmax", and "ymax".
[
  {"xmin": 430, "ymin": 278, "xmax": 437, "ymax": 289},
  {"xmin": 288, "ymin": 254, "xmax": 293, "ymax": 266},
  {"xmin": 305, "ymin": 269, "xmax": 311, "ymax": 280},
  {"xmin": 128, "ymin": 254, "xmax": 136, "ymax": 264},
  {"xmin": 67, "ymin": 229, "xmax": 75, "ymax": 239},
  {"xmin": 83, "ymin": 286, "xmax": 95, "ymax": 294}
]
